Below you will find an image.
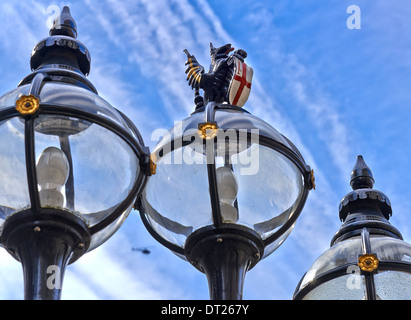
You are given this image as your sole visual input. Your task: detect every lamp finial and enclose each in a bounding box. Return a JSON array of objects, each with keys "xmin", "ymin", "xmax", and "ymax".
[
  {"xmin": 49, "ymin": 6, "xmax": 78, "ymax": 38},
  {"xmin": 350, "ymin": 155, "xmax": 374, "ymax": 190}
]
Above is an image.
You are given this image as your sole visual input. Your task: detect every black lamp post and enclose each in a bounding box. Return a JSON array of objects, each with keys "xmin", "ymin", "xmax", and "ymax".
[
  {"xmin": 138, "ymin": 43, "xmax": 315, "ymax": 299},
  {"xmin": 0, "ymin": 7, "xmax": 149, "ymax": 299},
  {"xmin": 293, "ymin": 155, "xmax": 411, "ymax": 300}
]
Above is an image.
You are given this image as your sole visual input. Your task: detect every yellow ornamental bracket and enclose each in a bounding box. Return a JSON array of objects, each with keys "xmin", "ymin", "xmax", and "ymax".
[
  {"xmin": 358, "ymin": 253, "xmax": 379, "ymax": 272},
  {"xmin": 310, "ymin": 169, "xmax": 316, "ymax": 190},
  {"xmin": 198, "ymin": 122, "xmax": 218, "ymax": 140},
  {"xmin": 150, "ymin": 154, "xmax": 157, "ymax": 175},
  {"xmin": 16, "ymin": 95, "xmax": 40, "ymax": 115}
]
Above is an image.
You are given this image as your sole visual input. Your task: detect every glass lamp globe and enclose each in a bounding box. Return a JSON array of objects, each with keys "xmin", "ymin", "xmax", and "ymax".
[
  {"xmin": 140, "ymin": 100, "xmax": 314, "ymax": 299},
  {"xmin": 0, "ymin": 7, "xmax": 149, "ymax": 299},
  {"xmin": 294, "ymin": 156, "xmax": 411, "ymax": 300}
]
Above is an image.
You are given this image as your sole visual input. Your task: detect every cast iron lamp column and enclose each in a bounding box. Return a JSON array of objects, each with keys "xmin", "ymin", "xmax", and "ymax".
[
  {"xmin": 294, "ymin": 156, "xmax": 411, "ymax": 300},
  {"xmin": 0, "ymin": 7, "xmax": 150, "ymax": 299},
  {"xmin": 138, "ymin": 44, "xmax": 315, "ymax": 300}
]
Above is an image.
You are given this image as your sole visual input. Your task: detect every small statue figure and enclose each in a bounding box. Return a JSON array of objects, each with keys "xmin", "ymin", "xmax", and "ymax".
[{"xmin": 184, "ymin": 43, "xmax": 253, "ymax": 109}]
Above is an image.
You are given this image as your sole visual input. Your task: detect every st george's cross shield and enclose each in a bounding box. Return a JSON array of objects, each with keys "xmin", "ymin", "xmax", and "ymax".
[{"xmin": 228, "ymin": 58, "xmax": 253, "ymax": 107}]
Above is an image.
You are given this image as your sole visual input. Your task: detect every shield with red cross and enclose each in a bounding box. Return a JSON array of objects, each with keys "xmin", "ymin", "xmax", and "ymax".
[{"xmin": 228, "ymin": 58, "xmax": 253, "ymax": 107}]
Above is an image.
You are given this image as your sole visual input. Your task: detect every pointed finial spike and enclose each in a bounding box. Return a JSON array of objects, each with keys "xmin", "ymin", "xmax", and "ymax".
[
  {"xmin": 350, "ymin": 155, "xmax": 375, "ymax": 190},
  {"xmin": 49, "ymin": 6, "xmax": 77, "ymax": 38}
]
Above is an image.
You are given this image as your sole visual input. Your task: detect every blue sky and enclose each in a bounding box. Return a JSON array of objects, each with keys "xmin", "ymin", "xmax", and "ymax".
[{"xmin": 0, "ymin": 0, "xmax": 410, "ymax": 300}]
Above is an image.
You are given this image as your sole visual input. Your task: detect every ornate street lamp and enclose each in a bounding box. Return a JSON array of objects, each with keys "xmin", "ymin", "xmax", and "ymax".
[
  {"xmin": 0, "ymin": 7, "xmax": 149, "ymax": 299},
  {"xmin": 293, "ymin": 156, "xmax": 411, "ymax": 300},
  {"xmin": 139, "ymin": 43, "xmax": 315, "ymax": 299}
]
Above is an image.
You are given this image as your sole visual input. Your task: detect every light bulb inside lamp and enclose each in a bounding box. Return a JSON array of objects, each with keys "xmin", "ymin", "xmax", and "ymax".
[
  {"xmin": 36, "ymin": 146, "xmax": 69, "ymax": 208},
  {"xmin": 216, "ymin": 166, "xmax": 239, "ymax": 223}
]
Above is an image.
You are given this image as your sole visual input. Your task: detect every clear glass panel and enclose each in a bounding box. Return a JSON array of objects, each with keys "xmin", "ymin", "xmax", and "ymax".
[
  {"xmin": 142, "ymin": 146, "xmax": 211, "ymax": 248},
  {"xmin": 144, "ymin": 107, "xmax": 307, "ymax": 251},
  {"xmin": 229, "ymin": 145, "xmax": 304, "ymax": 239},
  {"xmin": 214, "ymin": 110, "xmax": 294, "ymax": 151},
  {"xmin": 166, "ymin": 108, "xmax": 301, "ymax": 161},
  {"xmin": 0, "ymin": 85, "xmax": 30, "ymax": 110},
  {"xmin": 301, "ymin": 271, "xmax": 411, "ymax": 300},
  {"xmin": 374, "ymin": 271, "xmax": 411, "ymax": 299},
  {"xmin": 39, "ymin": 82, "xmax": 139, "ymax": 141},
  {"xmin": 180, "ymin": 130, "xmax": 304, "ymax": 239},
  {"xmin": 299, "ymin": 237, "xmax": 362, "ymax": 289},
  {"xmin": 298, "ymin": 235, "xmax": 411, "ymax": 300},
  {"xmin": 302, "ymin": 275, "xmax": 367, "ymax": 300},
  {"xmin": 263, "ymin": 226, "xmax": 294, "ymax": 258},
  {"xmin": 0, "ymin": 117, "xmax": 30, "ymax": 225},
  {"xmin": 34, "ymin": 115, "xmax": 139, "ymax": 226},
  {"xmin": 370, "ymin": 235, "xmax": 411, "ymax": 262},
  {"xmin": 88, "ymin": 204, "xmax": 134, "ymax": 251},
  {"xmin": 0, "ymin": 85, "xmax": 32, "ymax": 226}
]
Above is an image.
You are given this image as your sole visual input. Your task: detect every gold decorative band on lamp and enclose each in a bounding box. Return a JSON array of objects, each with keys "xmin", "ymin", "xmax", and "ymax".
[
  {"xmin": 15, "ymin": 95, "xmax": 40, "ymax": 115},
  {"xmin": 198, "ymin": 122, "xmax": 218, "ymax": 140},
  {"xmin": 358, "ymin": 253, "xmax": 379, "ymax": 272}
]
